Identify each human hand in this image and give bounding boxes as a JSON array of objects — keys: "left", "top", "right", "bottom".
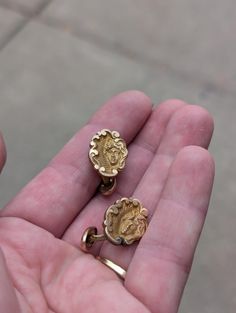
[{"left": 0, "top": 91, "right": 214, "bottom": 313}]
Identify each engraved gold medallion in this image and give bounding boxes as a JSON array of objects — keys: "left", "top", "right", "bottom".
[
  {"left": 89, "top": 129, "right": 128, "bottom": 195},
  {"left": 80, "top": 198, "right": 148, "bottom": 252},
  {"left": 104, "top": 198, "right": 148, "bottom": 245}
]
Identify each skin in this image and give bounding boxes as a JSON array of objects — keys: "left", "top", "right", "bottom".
[{"left": 0, "top": 91, "right": 215, "bottom": 313}]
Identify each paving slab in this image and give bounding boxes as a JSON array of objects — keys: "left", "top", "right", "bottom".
[
  {"left": 0, "top": 6, "right": 25, "bottom": 47},
  {"left": 0, "top": 0, "right": 50, "bottom": 16},
  {"left": 41, "top": 0, "right": 236, "bottom": 93}
]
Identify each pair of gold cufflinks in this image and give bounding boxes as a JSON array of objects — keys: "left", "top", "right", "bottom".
[{"left": 80, "top": 129, "right": 148, "bottom": 252}]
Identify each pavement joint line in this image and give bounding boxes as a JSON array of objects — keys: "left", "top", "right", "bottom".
[
  {"left": 0, "top": 3, "right": 25, "bottom": 16},
  {"left": 0, "top": 18, "right": 28, "bottom": 51},
  {"left": 0, "top": 2, "right": 233, "bottom": 99},
  {"left": 37, "top": 16, "right": 235, "bottom": 99},
  {"left": 0, "top": 0, "right": 52, "bottom": 18},
  {"left": 0, "top": 0, "right": 53, "bottom": 52}
]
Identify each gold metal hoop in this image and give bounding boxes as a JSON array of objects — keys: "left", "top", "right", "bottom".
[{"left": 97, "top": 256, "right": 126, "bottom": 280}]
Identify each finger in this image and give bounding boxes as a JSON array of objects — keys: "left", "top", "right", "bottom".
[
  {"left": 125, "top": 146, "right": 215, "bottom": 313},
  {"left": 0, "top": 132, "right": 6, "bottom": 173},
  {"left": 100, "top": 105, "right": 214, "bottom": 265},
  {"left": 1, "top": 91, "right": 152, "bottom": 236},
  {"left": 63, "top": 99, "right": 186, "bottom": 249},
  {"left": 116, "top": 99, "right": 187, "bottom": 196},
  {"left": 0, "top": 248, "right": 21, "bottom": 313},
  {"left": 134, "top": 105, "right": 214, "bottom": 216}
]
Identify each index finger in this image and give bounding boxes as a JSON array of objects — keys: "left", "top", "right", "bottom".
[{"left": 1, "top": 91, "right": 152, "bottom": 236}]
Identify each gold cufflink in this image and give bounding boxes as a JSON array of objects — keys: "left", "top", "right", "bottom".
[
  {"left": 89, "top": 129, "right": 128, "bottom": 195},
  {"left": 80, "top": 197, "right": 148, "bottom": 252}
]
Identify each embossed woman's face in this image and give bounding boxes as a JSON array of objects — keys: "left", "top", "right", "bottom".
[
  {"left": 119, "top": 209, "right": 147, "bottom": 241},
  {"left": 120, "top": 211, "right": 139, "bottom": 236},
  {"left": 107, "top": 147, "right": 120, "bottom": 165}
]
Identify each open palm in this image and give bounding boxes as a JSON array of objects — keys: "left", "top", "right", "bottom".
[{"left": 0, "top": 91, "right": 214, "bottom": 313}]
